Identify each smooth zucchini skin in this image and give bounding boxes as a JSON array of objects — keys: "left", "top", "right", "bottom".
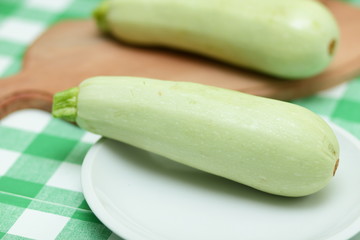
[
  {"left": 93, "top": 0, "right": 339, "bottom": 79},
  {"left": 53, "top": 76, "right": 339, "bottom": 197}
]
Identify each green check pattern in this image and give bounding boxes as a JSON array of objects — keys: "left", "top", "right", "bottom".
[
  {"left": 0, "top": 1, "right": 123, "bottom": 239},
  {"left": 0, "top": 0, "right": 359, "bottom": 239},
  {"left": 0, "top": 110, "right": 116, "bottom": 240}
]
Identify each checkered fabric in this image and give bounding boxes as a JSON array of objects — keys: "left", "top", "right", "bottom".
[
  {"left": 0, "top": 0, "right": 359, "bottom": 239},
  {"left": 0, "top": 1, "right": 123, "bottom": 239},
  {"left": 0, "top": 109, "right": 117, "bottom": 240}
]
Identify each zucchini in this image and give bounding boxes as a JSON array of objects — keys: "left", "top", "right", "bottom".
[
  {"left": 52, "top": 76, "right": 339, "bottom": 197},
  {"left": 93, "top": 0, "right": 339, "bottom": 79}
]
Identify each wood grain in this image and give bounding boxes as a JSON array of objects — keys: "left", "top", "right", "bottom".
[{"left": 0, "top": 0, "right": 359, "bottom": 119}]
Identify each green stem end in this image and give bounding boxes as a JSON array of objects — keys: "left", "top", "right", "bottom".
[
  {"left": 93, "top": 0, "right": 110, "bottom": 33},
  {"left": 52, "top": 87, "right": 79, "bottom": 122}
]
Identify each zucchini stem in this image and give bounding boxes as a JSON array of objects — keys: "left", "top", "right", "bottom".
[
  {"left": 52, "top": 87, "right": 79, "bottom": 122},
  {"left": 93, "top": 0, "right": 110, "bottom": 32}
]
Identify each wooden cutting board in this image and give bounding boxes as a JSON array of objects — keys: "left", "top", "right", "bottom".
[{"left": 0, "top": 0, "right": 359, "bottom": 119}]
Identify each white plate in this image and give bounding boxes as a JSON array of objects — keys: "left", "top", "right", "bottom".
[{"left": 81, "top": 122, "right": 360, "bottom": 240}]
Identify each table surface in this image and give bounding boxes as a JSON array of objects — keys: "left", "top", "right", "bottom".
[{"left": 0, "top": 0, "right": 360, "bottom": 239}]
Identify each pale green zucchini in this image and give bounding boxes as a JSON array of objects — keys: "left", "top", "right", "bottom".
[
  {"left": 52, "top": 76, "right": 339, "bottom": 197},
  {"left": 93, "top": 0, "right": 339, "bottom": 79}
]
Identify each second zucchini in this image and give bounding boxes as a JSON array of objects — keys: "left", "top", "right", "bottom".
[{"left": 94, "top": 0, "right": 339, "bottom": 79}]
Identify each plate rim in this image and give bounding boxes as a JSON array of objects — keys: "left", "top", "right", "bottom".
[{"left": 81, "top": 139, "right": 159, "bottom": 240}]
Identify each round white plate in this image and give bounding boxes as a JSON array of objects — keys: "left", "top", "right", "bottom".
[{"left": 81, "top": 122, "right": 360, "bottom": 240}]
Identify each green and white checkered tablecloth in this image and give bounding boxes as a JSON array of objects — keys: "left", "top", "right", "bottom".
[
  {"left": 0, "top": 0, "right": 359, "bottom": 239},
  {"left": 0, "top": 1, "right": 122, "bottom": 239}
]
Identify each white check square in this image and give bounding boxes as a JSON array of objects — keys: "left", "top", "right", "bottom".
[
  {"left": 0, "top": 55, "right": 12, "bottom": 76},
  {"left": 46, "top": 162, "right": 82, "bottom": 192},
  {"left": 1, "top": 109, "right": 52, "bottom": 133},
  {"left": 0, "top": 18, "right": 45, "bottom": 44},
  {"left": 26, "top": 0, "right": 73, "bottom": 12},
  {"left": 8, "top": 209, "right": 69, "bottom": 240},
  {"left": 0, "top": 149, "right": 20, "bottom": 176},
  {"left": 81, "top": 132, "right": 101, "bottom": 144},
  {"left": 318, "top": 83, "right": 347, "bottom": 99}
]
